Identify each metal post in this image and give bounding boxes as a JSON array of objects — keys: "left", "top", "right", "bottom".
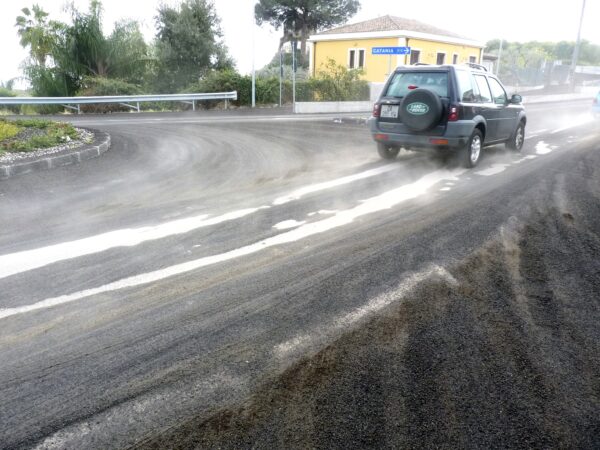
[
  {"left": 292, "top": 40, "right": 296, "bottom": 113},
  {"left": 279, "top": 48, "right": 283, "bottom": 107},
  {"left": 136, "top": 102, "right": 140, "bottom": 113},
  {"left": 496, "top": 39, "right": 503, "bottom": 76},
  {"left": 225, "top": 99, "right": 228, "bottom": 110},
  {"left": 77, "top": 104, "right": 81, "bottom": 115},
  {"left": 192, "top": 100, "right": 195, "bottom": 111},
  {"left": 569, "top": 0, "right": 587, "bottom": 91},
  {"left": 251, "top": 4, "right": 256, "bottom": 108}
]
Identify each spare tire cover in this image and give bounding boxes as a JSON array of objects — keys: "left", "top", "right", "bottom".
[{"left": 399, "top": 88, "right": 443, "bottom": 131}]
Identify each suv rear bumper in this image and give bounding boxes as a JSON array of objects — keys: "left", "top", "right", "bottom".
[{"left": 369, "top": 117, "right": 474, "bottom": 150}]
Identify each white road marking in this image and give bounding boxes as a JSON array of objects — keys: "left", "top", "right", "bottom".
[
  {"left": 273, "top": 165, "right": 398, "bottom": 205},
  {"left": 307, "top": 210, "right": 338, "bottom": 217},
  {"left": 513, "top": 155, "right": 538, "bottom": 164},
  {"left": 32, "top": 371, "right": 244, "bottom": 450},
  {"left": 440, "top": 187, "right": 451, "bottom": 191},
  {"left": 275, "top": 265, "right": 458, "bottom": 358},
  {"left": 0, "top": 168, "right": 464, "bottom": 320},
  {"left": 0, "top": 207, "right": 268, "bottom": 280},
  {"left": 535, "top": 141, "right": 556, "bottom": 155},
  {"left": 475, "top": 163, "right": 511, "bottom": 176},
  {"left": 273, "top": 220, "right": 306, "bottom": 230}
]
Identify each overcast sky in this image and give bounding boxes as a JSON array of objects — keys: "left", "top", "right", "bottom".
[{"left": 1, "top": 0, "right": 597, "bottom": 88}]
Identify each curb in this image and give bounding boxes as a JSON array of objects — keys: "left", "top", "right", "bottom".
[
  {"left": 0, "top": 129, "right": 111, "bottom": 180},
  {"left": 523, "top": 93, "right": 592, "bottom": 104}
]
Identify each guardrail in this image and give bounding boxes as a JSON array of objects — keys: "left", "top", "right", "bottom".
[{"left": 0, "top": 91, "right": 238, "bottom": 114}]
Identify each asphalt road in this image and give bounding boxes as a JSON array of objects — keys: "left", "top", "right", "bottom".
[{"left": 0, "top": 101, "right": 599, "bottom": 449}]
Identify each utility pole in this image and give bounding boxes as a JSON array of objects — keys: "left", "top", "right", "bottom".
[
  {"left": 251, "top": 1, "right": 256, "bottom": 108},
  {"left": 279, "top": 48, "right": 283, "bottom": 107},
  {"left": 292, "top": 39, "right": 297, "bottom": 112},
  {"left": 569, "top": 0, "right": 586, "bottom": 92},
  {"left": 496, "top": 39, "right": 503, "bottom": 76}
]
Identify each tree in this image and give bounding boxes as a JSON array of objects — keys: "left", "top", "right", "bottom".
[
  {"left": 16, "top": 1, "right": 151, "bottom": 97},
  {"left": 255, "top": 0, "right": 360, "bottom": 64},
  {"left": 15, "top": 5, "right": 64, "bottom": 67},
  {"left": 59, "top": 1, "right": 148, "bottom": 82},
  {"left": 153, "top": 0, "right": 233, "bottom": 92}
]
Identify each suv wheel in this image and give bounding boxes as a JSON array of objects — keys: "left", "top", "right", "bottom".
[
  {"left": 461, "top": 129, "right": 483, "bottom": 168},
  {"left": 506, "top": 121, "right": 525, "bottom": 151},
  {"left": 377, "top": 143, "right": 400, "bottom": 160}
]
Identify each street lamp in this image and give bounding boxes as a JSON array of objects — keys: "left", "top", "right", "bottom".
[
  {"left": 290, "top": 21, "right": 302, "bottom": 113},
  {"left": 251, "top": 0, "right": 256, "bottom": 108},
  {"left": 569, "top": 0, "right": 587, "bottom": 91}
]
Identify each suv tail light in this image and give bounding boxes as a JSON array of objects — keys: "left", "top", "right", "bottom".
[
  {"left": 448, "top": 105, "right": 459, "bottom": 122},
  {"left": 372, "top": 103, "right": 381, "bottom": 118}
]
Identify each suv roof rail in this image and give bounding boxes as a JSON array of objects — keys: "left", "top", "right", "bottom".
[
  {"left": 412, "top": 62, "right": 430, "bottom": 66},
  {"left": 463, "top": 62, "right": 487, "bottom": 72}
]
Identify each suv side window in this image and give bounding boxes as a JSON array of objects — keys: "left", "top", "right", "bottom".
[
  {"left": 473, "top": 74, "right": 492, "bottom": 103},
  {"left": 455, "top": 70, "right": 477, "bottom": 102},
  {"left": 487, "top": 77, "right": 508, "bottom": 105}
]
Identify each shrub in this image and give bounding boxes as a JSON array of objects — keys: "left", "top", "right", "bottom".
[
  {"left": 76, "top": 77, "right": 143, "bottom": 113},
  {"left": 0, "top": 119, "right": 21, "bottom": 142},
  {"left": 308, "top": 58, "right": 370, "bottom": 101},
  {"left": 0, "top": 87, "right": 20, "bottom": 114},
  {"left": 183, "top": 70, "right": 251, "bottom": 107}
]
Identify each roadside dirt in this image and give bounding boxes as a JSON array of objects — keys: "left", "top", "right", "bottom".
[{"left": 135, "top": 150, "right": 600, "bottom": 449}]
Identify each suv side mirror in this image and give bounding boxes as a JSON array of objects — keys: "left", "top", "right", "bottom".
[{"left": 510, "top": 94, "right": 522, "bottom": 104}]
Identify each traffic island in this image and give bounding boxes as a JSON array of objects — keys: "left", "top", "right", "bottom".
[{"left": 0, "top": 118, "right": 111, "bottom": 179}]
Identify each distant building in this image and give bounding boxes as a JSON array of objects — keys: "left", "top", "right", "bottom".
[
  {"left": 482, "top": 53, "right": 499, "bottom": 73},
  {"left": 309, "top": 15, "right": 485, "bottom": 83}
]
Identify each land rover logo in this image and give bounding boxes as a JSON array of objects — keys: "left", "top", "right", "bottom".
[{"left": 406, "top": 102, "right": 429, "bottom": 115}]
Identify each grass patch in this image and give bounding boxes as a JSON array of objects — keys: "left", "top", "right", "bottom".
[{"left": 0, "top": 118, "right": 78, "bottom": 153}]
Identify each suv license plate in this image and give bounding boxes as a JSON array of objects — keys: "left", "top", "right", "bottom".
[{"left": 381, "top": 105, "right": 399, "bottom": 118}]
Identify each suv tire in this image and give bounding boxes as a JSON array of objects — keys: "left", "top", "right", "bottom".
[
  {"left": 461, "top": 129, "right": 483, "bottom": 168},
  {"left": 377, "top": 143, "right": 400, "bottom": 160},
  {"left": 399, "top": 89, "right": 443, "bottom": 131},
  {"left": 506, "top": 121, "right": 525, "bottom": 151}
]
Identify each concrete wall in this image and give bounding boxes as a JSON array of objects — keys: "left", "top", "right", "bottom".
[
  {"left": 294, "top": 101, "right": 372, "bottom": 114},
  {"left": 370, "top": 82, "right": 386, "bottom": 102}
]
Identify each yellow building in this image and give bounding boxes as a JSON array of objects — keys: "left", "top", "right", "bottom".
[{"left": 309, "top": 15, "right": 485, "bottom": 83}]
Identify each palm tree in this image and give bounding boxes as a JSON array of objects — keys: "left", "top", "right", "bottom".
[{"left": 15, "top": 5, "right": 61, "bottom": 68}]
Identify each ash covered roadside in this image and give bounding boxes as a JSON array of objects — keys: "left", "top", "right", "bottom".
[{"left": 136, "top": 149, "right": 600, "bottom": 450}]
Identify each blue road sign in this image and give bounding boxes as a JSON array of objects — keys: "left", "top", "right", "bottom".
[{"left": 372, "top": 47, "right": 411, "bottom": 55}]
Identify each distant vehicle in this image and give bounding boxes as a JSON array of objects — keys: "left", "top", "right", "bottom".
[
  {"left": 369, "top": 63, "right": 527, "bottom": 168},
  {"left": 593, "top": 91, "right": 600, "bottom": 118}
]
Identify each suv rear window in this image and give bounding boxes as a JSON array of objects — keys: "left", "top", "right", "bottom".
[{"left": 385, "top": 72, "right": 448, "bottom": 98}]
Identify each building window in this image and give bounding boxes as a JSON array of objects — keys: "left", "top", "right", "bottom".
[
  {"left": 349, "top": 49, "right": 365, "bottom": 69},
  {"left": 469, "top": 56, "right": 477, "bottom": 63},
  {"left": 410, "top": 50, "right": 420, "bottom": 64},
  {"left": 453, "top": 54, "right": 459, "bottom": 64},
  {"left": 436, "top": 52, "right": 446, "bottom": 65}
]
